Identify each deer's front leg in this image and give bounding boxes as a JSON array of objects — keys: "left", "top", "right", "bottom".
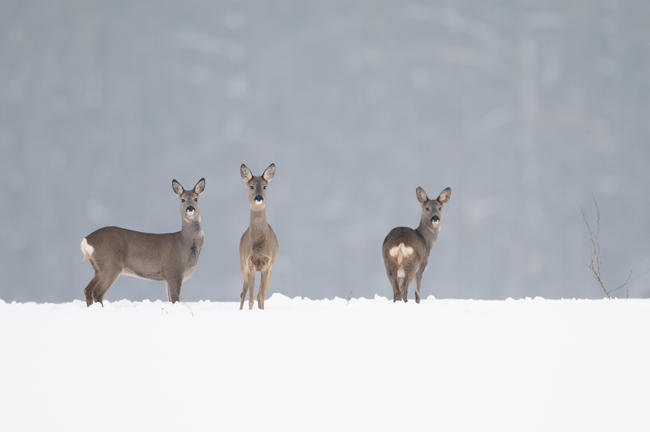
[
  {"left": 258, "top": 268, "right": 273, "bottom": 310},
  {"left": 247, "top": 271, "right": 256, "bottom": 310},
  {"left": 239, "top": 279, "right": 248, "bottom": 310},
  {"left": 166, "top": 276, "right": 183, "bottom": 303},
  {"left": 239, "top": 263, "right": 250, "bottom": 310}
]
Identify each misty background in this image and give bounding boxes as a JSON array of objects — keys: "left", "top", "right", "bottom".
[{"left": 1, "top": 1, "right": 649, "bottom": 302}]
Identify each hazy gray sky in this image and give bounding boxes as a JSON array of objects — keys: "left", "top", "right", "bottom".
[{"left": 1, "top": 0, "right": 649, "bottom": 302}]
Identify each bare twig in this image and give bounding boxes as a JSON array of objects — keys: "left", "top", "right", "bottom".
[
  {"left": 609, "top": 271, "right": 632, "bottom": 297},
  {"left": 581, "top": 197, "right": 631, "bottom": 298}
]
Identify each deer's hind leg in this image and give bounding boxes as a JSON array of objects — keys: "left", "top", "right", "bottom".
[
  {"left": 84, "top": 274, "right": 100, "bottom": 307},
  {"left": 93, "top": 269, "right": 120, "bottom": 306},
  {"left": 389, "top": 274, "right": 400, "bottom": 303},
  {"left": 398, "top": 275, "right": 413, "bottom": 303}
]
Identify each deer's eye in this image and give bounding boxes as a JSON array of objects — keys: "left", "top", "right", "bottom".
[
  {"left": 263, "top": 186, "right": 267, "bottom": 190},
  {"left": 194, "top": 198, "right": 197, "bottom": 202},
  {"left": 249, "top": 185, "right": 254, "bottom": 190},
  {"left": 181, "top": 199, "right": 185, "bottom": 203}
]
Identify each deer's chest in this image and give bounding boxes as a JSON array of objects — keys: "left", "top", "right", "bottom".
[
  {"left": 252, "top": 239, "right": 267, "bottom": 253},
  {"left": 183, "top": 236, "right": 204, "bottom": 276}
]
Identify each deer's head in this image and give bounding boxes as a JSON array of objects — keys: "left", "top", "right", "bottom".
[
  {"left": 416, "top": 186, "right": 451, "bottom": 233},
  {"left": 240, "top": 163, "right": 275, "bottom": 211},
  {"left": 172, "top": 178, "right": 205, "bottom": 222}
]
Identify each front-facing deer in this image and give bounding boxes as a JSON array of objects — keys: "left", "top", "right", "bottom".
[
  {"left": 239, "top": 163, "right": 279, "bottom": 310},
  {"left": 80, "top": 178, "right": 206, "bottom": 306},
  {"left": 382, "top": 186, "right": 451, "bottom": 303}
]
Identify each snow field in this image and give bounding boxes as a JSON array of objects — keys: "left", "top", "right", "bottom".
[{"left": 1, "top": 294, "right": 649, "bottom": 431}]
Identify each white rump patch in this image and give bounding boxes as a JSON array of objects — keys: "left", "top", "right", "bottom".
[
  {"left": 80, "top": 237, "right": 94, "bottom": 260},
  {"left": 389, "top": 243, "right": 414, "bottom": 266}
]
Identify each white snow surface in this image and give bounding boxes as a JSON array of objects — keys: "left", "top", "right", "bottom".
[{"left": 1, "top": 294, "right": 649, "bottom": 432}]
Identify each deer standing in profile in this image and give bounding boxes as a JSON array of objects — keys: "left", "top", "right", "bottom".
[
  {"left": 80, "top": 178, "right": 206, "bottom": 306},
  {"left": 239, "top": 163, "right": 279, "bottom": 310},
  {"left": 382, "top": 186, "right": 451, "bottom": 303}
]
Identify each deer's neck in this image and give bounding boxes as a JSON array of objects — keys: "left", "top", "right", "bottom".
[
  {"left": 416, "top": 220, "right": 438, "bottom": 255},
  {"left": 249, "top": 208, "right": 269, "bottom": 239},
  {"left": 181, "top": 217, "right": 203, "bottom": 242}
]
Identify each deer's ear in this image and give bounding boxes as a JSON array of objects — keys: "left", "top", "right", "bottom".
[
  {"left": 262, "top": 163, "right": 276, "bottom": 182},
  {"left": 416, "top": 187, "right": 428, "bottom": 204},
  {"left": 172, "top": 179, "right": 184, "bottom": 196},
  {"left": 437, "top": 187, "right": 452, "bottom": 204},
  {"left": 193, "top": 178, "right": 205, "bottom": 195},
  {"left": 240, "top": 164, "right": 253, "bottom": 182}
]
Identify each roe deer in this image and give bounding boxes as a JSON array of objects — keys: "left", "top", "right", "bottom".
[
  {"left": 382, "top": 186, "right": 451, "bottom": 303},
  {"left": 80, "top": 178, "right": 206, "bottom": 306},
  {"left": 239, "top": 163, "right": 279, "bottom": 310}
]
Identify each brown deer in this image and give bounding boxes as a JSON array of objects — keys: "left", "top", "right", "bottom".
[
  {"left": 382, "top": 186, "right": 451, "bottom": 303},
  {"left": 239, "top": 163, "right": 279, "bottom": 310},
  {"left": 80, "top": 178, "right": 206, "bottom": 306}
]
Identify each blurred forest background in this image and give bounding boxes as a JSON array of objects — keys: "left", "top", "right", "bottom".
[{"left": 1, "top": 0, "right": 649, "bottom": 302}]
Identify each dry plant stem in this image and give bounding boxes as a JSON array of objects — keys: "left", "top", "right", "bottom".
[{"left": 581, "top": 198, "right": 631, "bottom": 299}]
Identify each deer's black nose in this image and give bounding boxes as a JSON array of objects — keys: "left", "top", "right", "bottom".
[
  {"left": 186, "top": 206, "right": 195, "bottom": 213},
  {"left": 254, "top": 195, "right": 263, "bottom": 202},
  {"left": 431, "top": 215, "right": 440, "bottom": 223}
]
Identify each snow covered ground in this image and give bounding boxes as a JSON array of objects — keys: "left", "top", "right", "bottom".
[{"left": 1, "top": 294, "right": 649, "bottom": 431}]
